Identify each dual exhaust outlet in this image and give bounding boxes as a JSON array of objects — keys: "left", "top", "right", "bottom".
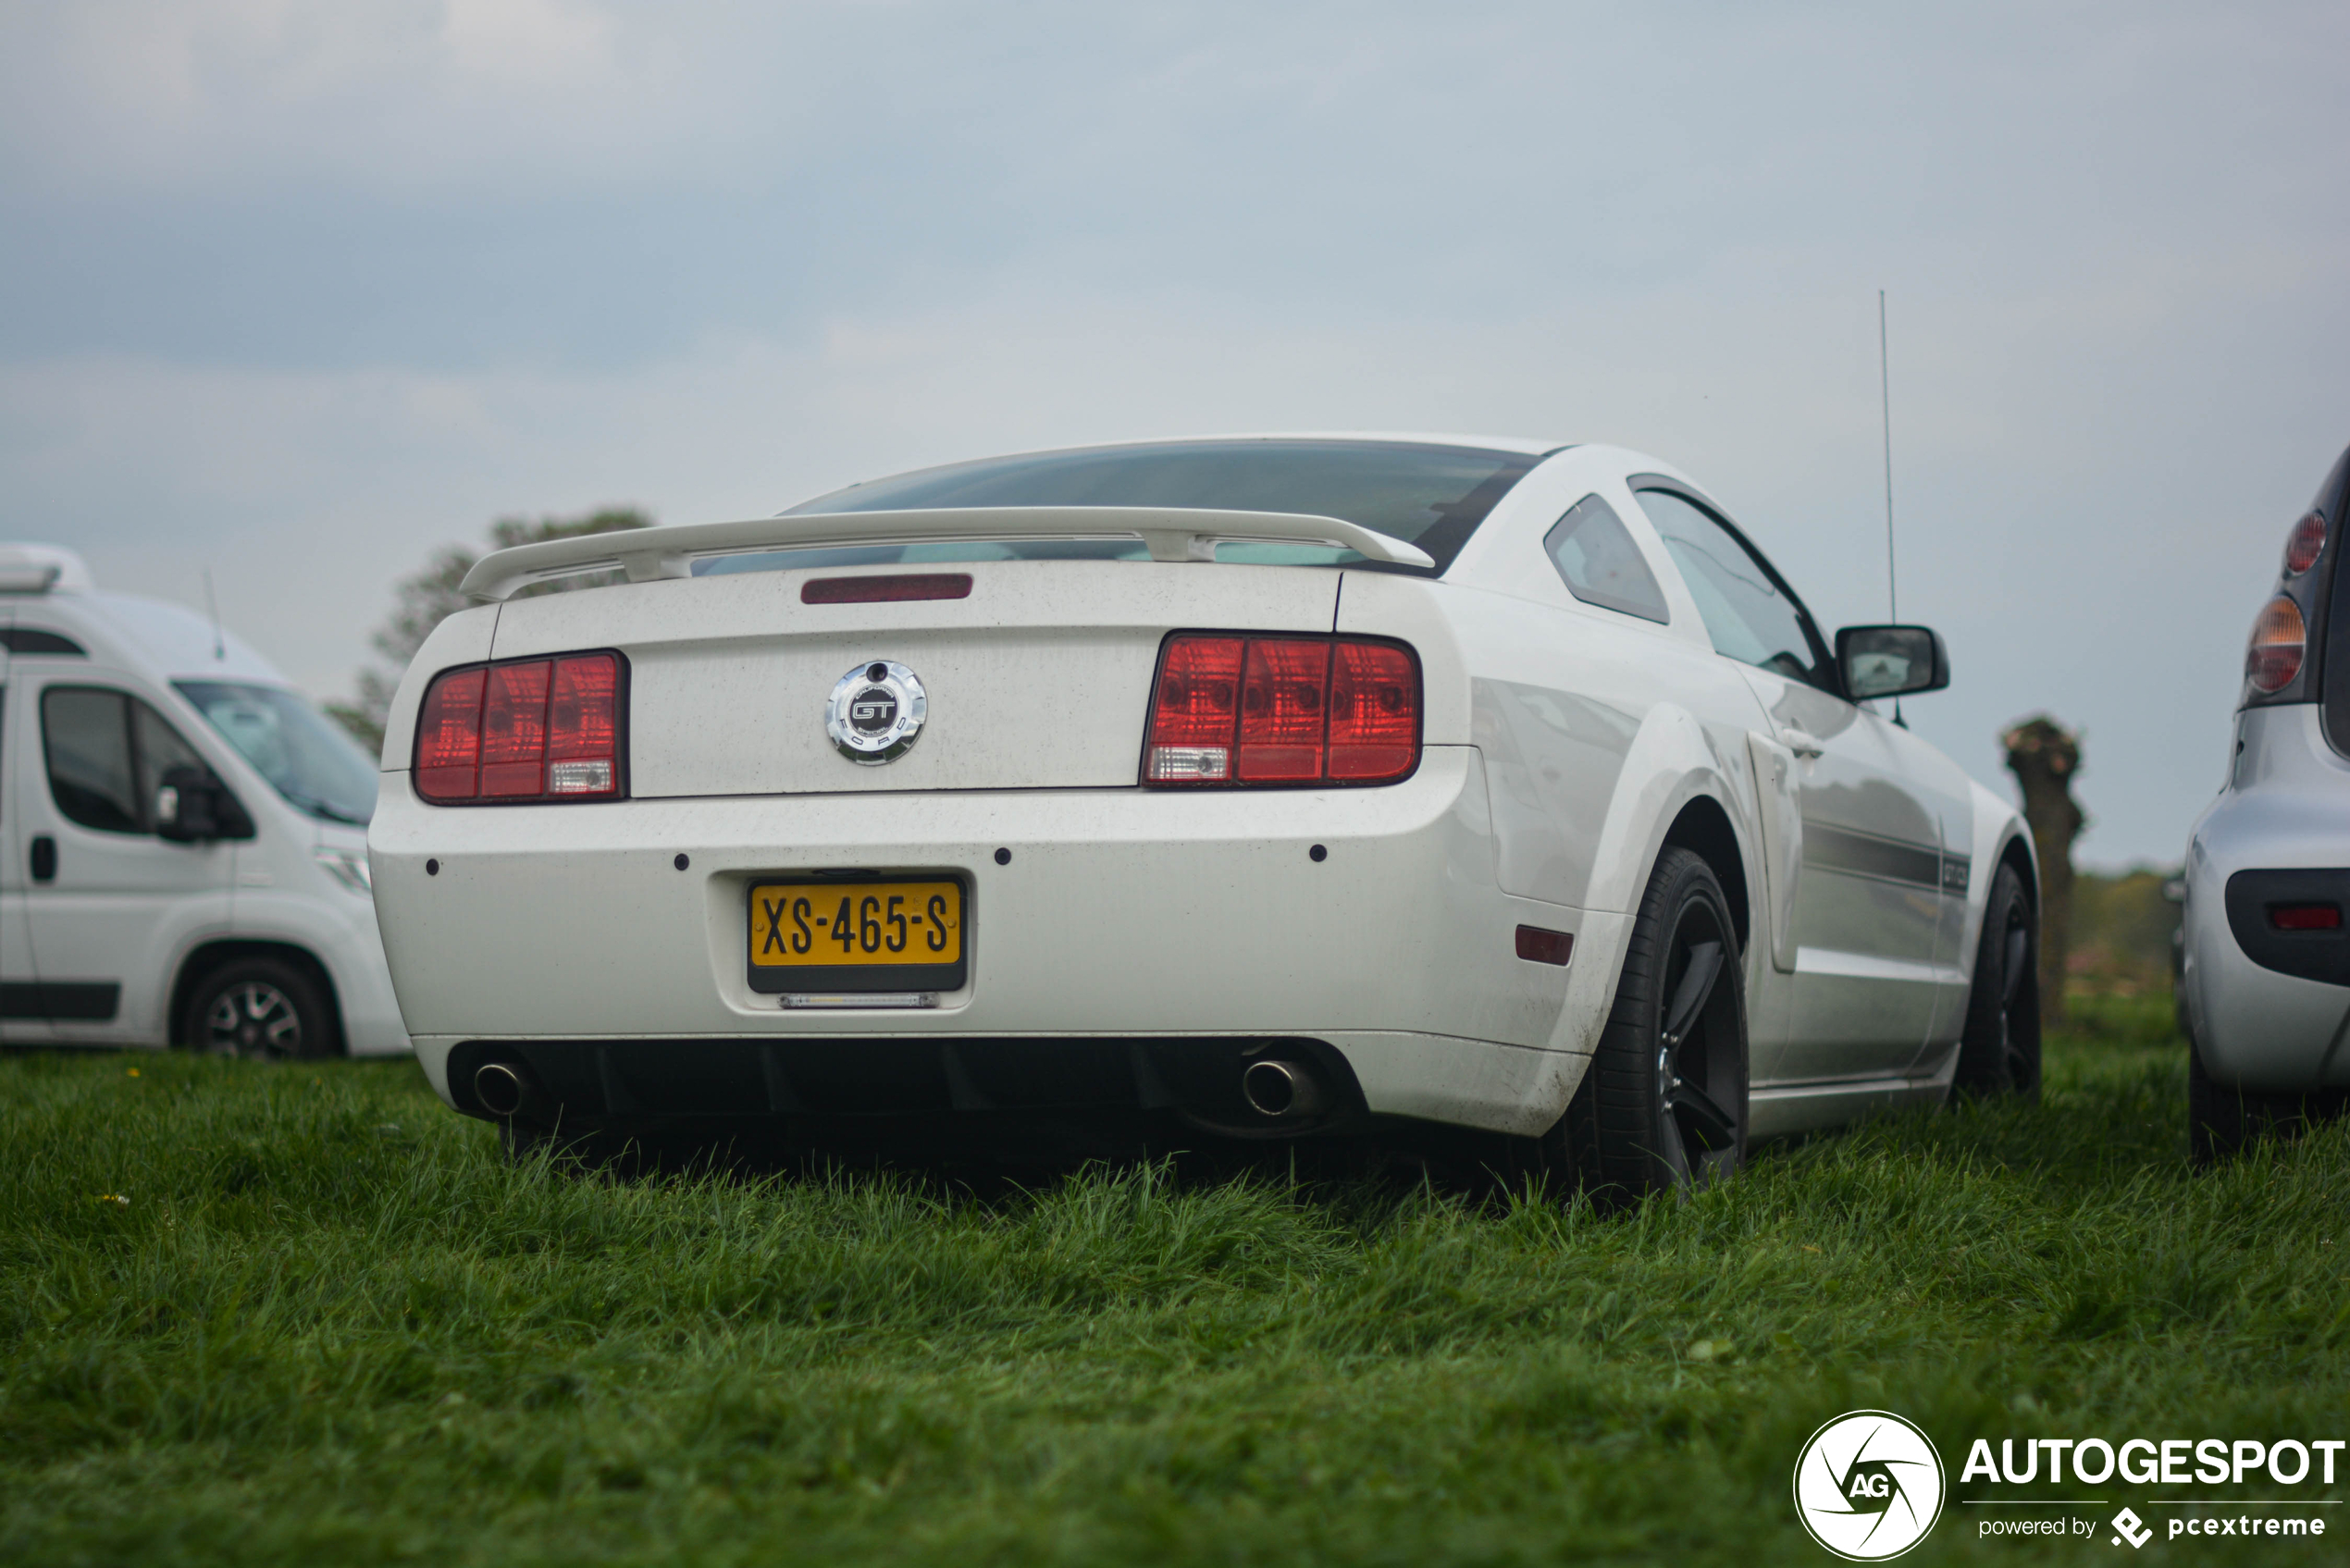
[{"left": 474, "top": 1051, "right": 1332, "bottom": 1124}]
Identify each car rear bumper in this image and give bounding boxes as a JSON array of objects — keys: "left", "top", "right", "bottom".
[
  {"left": 371, "top": 747, "right": 1620, "bottom": 1136},
  {"left": 2183, "top": 705, "right": 2350, "bottom": 1090}
]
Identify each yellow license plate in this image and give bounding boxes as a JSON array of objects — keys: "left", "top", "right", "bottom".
[{"left": 748, "top": 881, "right": 964, "bottom": 969}]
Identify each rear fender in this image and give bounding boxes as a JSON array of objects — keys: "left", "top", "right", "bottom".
[{"left": 1556, "top": 702, "right": 1757, "bottom": 1062}]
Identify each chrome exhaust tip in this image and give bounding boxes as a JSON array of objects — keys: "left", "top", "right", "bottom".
[
  {"left": 1241, "top": 1057, "right": 1327, "bottom": 1119},
  {"left": 474, "top": 1060, "right": 538, "bottom": 1119}
]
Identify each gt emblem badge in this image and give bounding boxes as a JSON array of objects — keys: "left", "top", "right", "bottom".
[{"left": 826, "top": 661, "right": 926, "bottom": 764}]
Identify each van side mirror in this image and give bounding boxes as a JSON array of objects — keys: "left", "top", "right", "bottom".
[
  {"left": 155, "top": 765, "right": 256, "bottom": 843},
  {"left": 1836, "top": 624, "right": 1949, "bottom": 700}
]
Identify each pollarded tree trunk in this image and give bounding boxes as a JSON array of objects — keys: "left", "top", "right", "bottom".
[{"left": 2001, "top": 716, "right": 2084, "bottom": 1028}]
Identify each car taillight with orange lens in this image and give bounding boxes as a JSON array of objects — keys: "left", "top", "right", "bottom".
[
  {"left": 2245, "top": 596, "right": 2307, "bottom": 694},
  {"left": 1144, "top": 633, "right": 1419, "bottom": 786},
  {"left": 2284, "top": 511, "right": 2328, "bottom": 575},
  {"left": 413, "top": 651, "right": 625, "bottom": 803}
]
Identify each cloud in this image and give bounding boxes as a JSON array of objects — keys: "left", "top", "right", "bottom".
[{"left": 439, "top": 0, "right": 612, "bottom": 80}]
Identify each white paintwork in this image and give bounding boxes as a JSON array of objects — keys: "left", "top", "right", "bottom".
[
  {"left": 369, "top": 439, "right": 2031, "bottom": 1137},
  {"left": 0, "top": 551, "right": 409, "bottom": 1055},
  {"left": 2183, "top": 702, "right": 2350, "bottom": 1090},
  {"left": 458, "top": 506, "right": 1435, "bottom": 600}
]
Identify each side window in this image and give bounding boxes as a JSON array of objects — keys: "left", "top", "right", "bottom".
[
  {"left": 1543, "top": 494, "right": 1669, "bottom": 623},
  {"left": 43, "top": 688, "right": 140, "bottom": 833},
  {"left": 133, "top": 701, "right": 207, "bottom": 811},
  {"left": 42, "top": 687, "right": 215, "bottom": 834},
  {"left": 1634, "top": 488, "right": 1828, "bottom": 686}
]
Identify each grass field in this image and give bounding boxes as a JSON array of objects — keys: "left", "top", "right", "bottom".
[{"left": 5, "top": 1021, "right": 2345, "bottom": 1566}]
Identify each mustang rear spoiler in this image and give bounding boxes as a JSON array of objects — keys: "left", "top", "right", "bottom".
[{"left": 457, "top": 506, "right": 1436, "bottom": 601}]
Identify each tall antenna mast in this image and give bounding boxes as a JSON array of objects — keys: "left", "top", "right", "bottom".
[
  {"left": 203, "top": 566, "right": 226, "bottom": 661},
  {"left": 1878, "top": 290, "right": 1907, "bottom": 727},
  {"left": 1878, "top": 289, "right": 1897, "bottom": 623}
]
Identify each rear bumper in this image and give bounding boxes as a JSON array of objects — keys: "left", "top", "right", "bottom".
[
  {"left": 2183, "top": 705, "right": 2350, "bottom": 1090},
  {"left": 372, "top": 747, "right": 1614, "bottom": 1136}
]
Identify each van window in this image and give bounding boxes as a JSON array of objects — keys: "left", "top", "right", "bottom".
[
  {"left": 43, "top": 688, "right": 141, "bottom": 833},
  {"left": 175, "top": 682, "right": 377, "bottom": 825},
  {"left": 42, "top": 687, "right": 221, "bottom": 834}
]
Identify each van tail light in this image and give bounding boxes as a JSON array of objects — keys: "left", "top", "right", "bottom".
[
  {"left": 2270, "top": 902, "right": 2342, "bottom": 932},
  {"left": 2284, "top": 511, "right": 2328, "bottom": 575},
  {"left": 1144, "top": 633, "right": 1419, "bottom": 786},
  {"left": 2245, "top": 596, "right": 2307, "bottom": 694},
  {"left": 413, "top": 651, "right": 624, "bottom": 804}
]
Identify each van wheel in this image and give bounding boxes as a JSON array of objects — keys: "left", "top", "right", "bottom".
[
  {"left": 1954, "top": 862, "right": 2039, "bottom": 1100},
  {"left": 1552, "top": 846, "right": 1749, "bottom": 1208},
  {"left": 186, "top": 958, "right": 338, "bottom": 1060}
]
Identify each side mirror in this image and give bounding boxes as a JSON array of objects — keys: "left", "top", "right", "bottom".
[
  {"left": 155, "top": 765, "right": 256, "bottom": 843},
  {"left": 1836, "top": 624, "right": 1949, "bottom": 701}
]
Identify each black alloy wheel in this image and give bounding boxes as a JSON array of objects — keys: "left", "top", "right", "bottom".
[
  {"left": 1953, "top": 862, "right": 2039, "bottom": 1099},
  {"left": 186, "top": 957, "right": 337, "bottom": 1061},
  {"left": 1554, "top": 846, "right": 1749, "bottom": 1207}
]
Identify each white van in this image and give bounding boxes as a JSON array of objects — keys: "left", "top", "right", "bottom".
[{"left": 0, "top": 543, "right": 409, "bottom": 1057}]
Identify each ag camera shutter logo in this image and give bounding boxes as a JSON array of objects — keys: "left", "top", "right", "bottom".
[{"left": 1793, "top": 1411, "right": 1946, "bottom": 1560}]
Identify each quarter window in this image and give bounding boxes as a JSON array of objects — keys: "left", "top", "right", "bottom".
[
  {"left": 1544, "top": 494, "right": 1669, "bottom": 623},
  {"left": 1634, "top": 488, "right": 1828, "bottom": 686},
  {"left": 41, "top": 687, "right": 216, "bottom": 834}
]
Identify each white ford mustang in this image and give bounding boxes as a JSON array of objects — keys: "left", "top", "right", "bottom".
[{"left": 368, "top": 435, "right": 2039, "bottom": 1198}]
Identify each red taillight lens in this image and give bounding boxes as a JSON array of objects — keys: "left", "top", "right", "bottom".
[
  {"left": 2246, "top": 595, "right": 2307, "bottom": 693},
  {"left": 546, "top": 652, "right": 620, "bottom": 796},
  {"left": 2284, "top": 511, "right": 2328, "bottom": 575},
  {"left": 1238, "top": 639, "right": 1331, "bottom": 782},
  {"left": 412, "top": 651, "right": 624, "bottom": 803},
  {"left": 1328, "top": 640, "right": 1420, "bottom": 781},
  {"left": 2270, "top": 903, "right": 2342, "bottom": 932},
  {"left": 1145, "top": 635, "right": 1244, "bottom": 782},
  {"left": 480, "top": 660, "right": 552, "bottom": 797},
  {"left": 414, "top": 668, "right": 486, "bottom": 802},
  {"left": 1144, "top": 634, "right": 1418, "bottom": 787}
]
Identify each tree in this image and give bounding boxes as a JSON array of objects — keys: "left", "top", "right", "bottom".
[
  {"left": 2000, "top": 715, "right": 2085, "bottom": 1028},
  {"left": 328, "top": 508, "right": 652, "bottom": 751}
]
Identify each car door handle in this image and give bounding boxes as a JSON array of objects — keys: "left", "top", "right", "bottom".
[
  {"left": 1778, "top": 728, "right": 1824, "bottom": 759},
  {"left": 30, "top": 835, "right": 57, "bottom": 883}
]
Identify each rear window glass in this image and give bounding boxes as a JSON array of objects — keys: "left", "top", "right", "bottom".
[
  {"left": 698, "top": 439, "right": 1544, "bottom": 579},
  {"left": 1544, "top": 494, "right": 1669, "bottom": 623}
]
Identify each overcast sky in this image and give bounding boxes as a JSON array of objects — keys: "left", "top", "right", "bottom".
[{"left": 6, "top": 0, "right": 2345, "bottom": 865}]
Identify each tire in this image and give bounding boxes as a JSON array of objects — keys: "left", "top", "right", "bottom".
[
  {"left": 1550, "top": 846, "right": 1749, "bottom": 1208},
  {"left": 2189, "top": 1039, "right": 2346, "bottom": 1167},
  {"left": 1953, "top": 861, "right": 2039, "bottom": 1100},
  {"left": 183, "top": 957, "right": 339, "bottom": 1061}
]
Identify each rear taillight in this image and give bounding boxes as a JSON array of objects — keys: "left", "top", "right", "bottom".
[
  {"left": 2270, "top": 902, "right": 2343, "bottom": 932},
  {"left": 1144, "top": 633, "right": 1419, "bottom": 786},
  {"left": 2245, "top": 595, "right": 2307, "bottom": 694},
  {"left": 414, "top": 650, "right": 625, "bottom": 804},
  {"left": 2284, "top": 511, "right": 2328, "bottom": 575}
]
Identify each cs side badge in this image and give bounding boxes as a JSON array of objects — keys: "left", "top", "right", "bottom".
[{"left": 827, "top": 661, "right": 926, "bottom": 765}]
